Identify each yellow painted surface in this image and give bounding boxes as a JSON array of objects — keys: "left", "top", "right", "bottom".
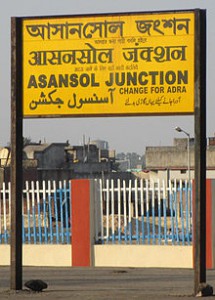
[
  {"left": 94, "top": 245, "right": 193, "bottom": 268},
  {"left": 0, "top": 245, "right": 10, "bottom": 266},
  {"left": 0, "top": 245, "right": 192, "bottom": 268},
  {"left": 23, "top": 245, "right": 71, "bottom": 266},
  {"left": 0, "top": 245, "right": 71, "bottom": 266},
  {"left": 23, "top": 11, "right": 195, "bottom": 117}
]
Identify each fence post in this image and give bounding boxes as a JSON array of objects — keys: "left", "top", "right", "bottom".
[{"left": 70, "top": 179, "right": 95, "bottom": 267}]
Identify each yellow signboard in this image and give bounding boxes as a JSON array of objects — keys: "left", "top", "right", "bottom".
[{"left": 23, "top": 11, "right": 195, "bottom": 117}]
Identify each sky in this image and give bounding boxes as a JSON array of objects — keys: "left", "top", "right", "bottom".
[{"left": 0, "top": 0, "right": 214, "bottom": 154}]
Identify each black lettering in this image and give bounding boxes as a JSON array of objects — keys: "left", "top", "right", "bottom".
[
  {"left": 139, "top": 72, "right": 148, "bottom": 85},
  {"left": 178, "top": 70, "right": 188, "bottom": 84},
  {"left": 59, "top": 74, "right": 69, "bottom": 87},
  {"left": 47, "top": 74, "right": 58, "bottom": 88},
  {"left": 80, "top": 73, "right": 90, "bottom": 87},
  {"left": 165, "top": 71, "right": 176, "bottom": 85},
  {"left": 38, "top": 74, "right": 47, "bottom": 88},
  {"left": 115, "top": 73, "right": 125, "bottom": 86},
  {"left": 105, "top": 73, "right": 114, "bottom": 86},
  {"left": 70, "top": 74, "right": 79, "bottom": 87},
  {"left": 127, "top": 72, "right": 137, "bottom": 85},
  {"left": 91, "top": 73, "right": 99, "bottom": 87},
  {"left": 27, "top": 75, "right": 38, "bottom": 88},
  {"left": 149, "top": 71, "right": 158, "bottom": 85},
  {"left": 159, "top": 71, "right": 164, "bottom": 85}
]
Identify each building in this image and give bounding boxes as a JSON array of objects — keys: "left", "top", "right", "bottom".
[
  {"left": 0, "top": 147, "right": 11, "bottom": 186},
  {"left": 64, "top": 142, "right": 116, "bottom": 178},
  {"left": 0, "top": 140, "right": 134, "bottom": 184},
  {"left": 23, "top": 142, "right": 68, "bottom": 169},
  {"left": 145, "top": 136, "right": 215, "bottom": 181}
]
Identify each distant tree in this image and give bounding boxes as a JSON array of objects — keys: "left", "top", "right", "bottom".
[
  {"left": 7, "top": 136, "right": 37, "bottom": 148},
  {"left": 23, "top": 136, "right": 36, "bottom": 146}
]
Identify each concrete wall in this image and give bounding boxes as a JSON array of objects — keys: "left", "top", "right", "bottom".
[
  {"left": 145, "top": 146, "right": 195, "bottom": 169},
  {"left": 145, "top": 143, "right": 215, "bottom": 170},
  {"left": 0, "top": 245, "right": 193, "bottom": 268}
]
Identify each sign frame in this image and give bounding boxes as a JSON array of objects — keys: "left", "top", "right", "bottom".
[{"left": 10, "top": 9, "right": 210, "bottom": 296}]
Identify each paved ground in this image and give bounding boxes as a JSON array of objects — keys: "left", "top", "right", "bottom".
[{"left": 0, "top": 267, "right": 215, "bottom": 299}]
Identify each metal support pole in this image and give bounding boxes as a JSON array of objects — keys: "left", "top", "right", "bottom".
[
  {"left": 11, "top": 17, "right": 23, "bottom": 290},
  {"left": 194, "top": 9, "right": 212, "bottom": 296}
]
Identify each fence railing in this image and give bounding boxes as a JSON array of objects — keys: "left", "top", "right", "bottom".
[
  {"left": 0, "top": 181, "right": 70, "bottom": 244},
  {"left": 95, "top": 179, "right": 192, "bottom": 246},
  {"left": 0, "top": 179, "right": 192, "bottom": 245}
]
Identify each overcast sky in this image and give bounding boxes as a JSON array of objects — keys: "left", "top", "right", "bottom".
[{"left": 0, "top": 0, "right": 214, "bottom": 154}]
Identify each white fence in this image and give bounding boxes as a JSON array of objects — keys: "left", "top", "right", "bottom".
[
  {"left": 0, "top": 181, "right": 70, "bottom": 244},
  {"left": 95, "top": 179, "right": 192, "bottom": 245},
  {"left": 0, "top": 179, "right": 192, "bottom": 245}
]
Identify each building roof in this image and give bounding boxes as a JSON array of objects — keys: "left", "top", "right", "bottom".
[{"left": 23, "top": 144, "right": 50, "bottom": 159}]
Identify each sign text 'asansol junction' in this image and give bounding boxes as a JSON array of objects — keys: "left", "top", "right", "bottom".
[{"left": 23, "top": 11, "right": 195, "bottom": 117}]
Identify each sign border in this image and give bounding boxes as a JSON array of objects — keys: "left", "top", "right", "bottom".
[{"left": 22, "top": 9, "right": 196, "bottom": 119}]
